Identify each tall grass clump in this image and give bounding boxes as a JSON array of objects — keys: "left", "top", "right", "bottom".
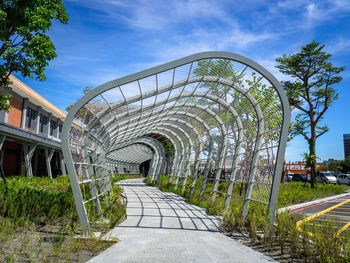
[{"left": 222, "top": 204, "right": 350, "bottom": 262}]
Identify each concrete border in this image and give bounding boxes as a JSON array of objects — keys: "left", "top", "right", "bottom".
[{"left": 278, "top": 191, "right": 350, "bottom": 213}]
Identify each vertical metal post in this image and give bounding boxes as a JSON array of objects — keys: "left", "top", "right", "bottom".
[
  {"left": 156, "top": 156, "right": 166, "bottom": 184},
  {"left": 211, "top": 147, "right": 227, "bottom": 201},
  {"left": 98, "top": 154, "right": 112, "bottom": 195},
  {"left": 182, "top": 146, "right": 192, "bottom": 192},
  {"left": 200, "top": 136, "right": 214, "bottom": 196},
  {"left": 225, "top": 130, "right": 243, "bottom": 207},
  {"left": 83, "top": 136, "right": 102, "bottom": 213},
  {"left": 150, "top": 153, "right": 159, "bottom": 182},
  {"left": 190, "top": 148, "right": 201, "bottom": 195},
  {"left": 174, "top": 154, "right": 184, "bottom": 189},
  {"left": 91, "top": 152, "right": 107, "bottom": 201},
  {"left": 147, "top": 155, "right": 155, "bottom": 180},
  {"left": 171, "top": 154, "right": 183, "bottom": 184},
  {"left": 243, "top": 118, "right": 264, "bottom": 219},
  {"left": 212, "top": 129, "right": 228, "bottom": 201},
  {"left": 168, "top": 153, "right": 178, "bottom": 183},
  {"left": 268, "top": 109, "right": 290, "bottom": 223},
  {"left": 151, "top": 153, "right": 160, "bottom": 182}
]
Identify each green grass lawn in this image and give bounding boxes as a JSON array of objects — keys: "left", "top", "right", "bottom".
[{"left": 278, "top": 181, "right": 348, "bottom": 208}]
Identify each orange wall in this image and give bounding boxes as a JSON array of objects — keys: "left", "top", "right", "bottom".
[
  {"left": 7, "top": 97, "right": 22, "bottom": 127},
  {"left": 285, "top": 163, "right": 323, "bottom": 173}
]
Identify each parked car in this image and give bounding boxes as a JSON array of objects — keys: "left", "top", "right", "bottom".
[
  {"left": 337, "top": 174, "right": 350, "bottom": 185},
  {"left": 317, "top": 172, "right": 337, "bottom": 184},
  {"left": 293, "top": 173, "right": 308, "bottom": 182},
  {"left": 334, "top": 173, "right": 343, "bottom": 178},
  {"left": 286, "top": 172, "right": 294, "bottom": 182}
]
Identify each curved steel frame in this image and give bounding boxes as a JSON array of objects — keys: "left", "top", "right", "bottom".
[{"left": 62, "top": 51, "right": 290, "bottom": 232}]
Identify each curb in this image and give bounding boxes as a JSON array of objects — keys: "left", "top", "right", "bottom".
[{"left": 278, "top": 191, "right": 350, "bottom": 213}]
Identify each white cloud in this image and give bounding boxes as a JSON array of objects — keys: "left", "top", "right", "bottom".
[
  {"left": 305, "top": 1, "right": 350, "bottom": 21},
  {"left": 139, "top": 27, "right": 276, "bottom": 67},
  {"left": 276, "top": 0, "right": 309, "bottom": 9},
  {"left": 306, "top": 3, "right": 317, "bottom": 19},
  {"left": 327, "top": 37, "right": 350, "bottom": 54},
  {"left": 218, "top": 29, "right": 274, "bottom": 50},
  {"left": 266, "top": 0, "right": 350, "bottom": 33},
  {"left": 67, "top": 0, "right": 231, "bottom": 30}
]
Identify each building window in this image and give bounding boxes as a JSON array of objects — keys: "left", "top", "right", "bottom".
[
  {"left": 39, "top": 115, "right": 48, "bottom": 133},
  {"left": 25, "top": 107, "right": 37, "bottom": 129},
  {"left": 50, "top": 120, "right": 57, "bottom": 136},
  {"left": 58, "top": 124, "right": 62, "bottom": 139}
]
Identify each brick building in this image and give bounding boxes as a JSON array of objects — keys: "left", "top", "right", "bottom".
[{"left": 0, "top": 75, "right": 67, "bottom": 178}]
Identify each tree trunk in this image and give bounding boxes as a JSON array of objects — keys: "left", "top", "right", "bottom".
[
  {"left": 281, "top": 160, "right": 286, "bottom": 183},
  {"left": 309, "top": 126, "right": 317, "bottom": 188},
  {"left": 308, "top": 105, "right": 317, "bottom": 188}
]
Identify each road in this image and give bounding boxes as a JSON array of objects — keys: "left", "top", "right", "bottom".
[
  {"left": 89, "top": 178, "right": 274, "bottom": 263},
  {"left": 291, "top": 194, "right": 350, "bottom": 237}
]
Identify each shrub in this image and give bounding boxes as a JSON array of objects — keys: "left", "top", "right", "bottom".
[
  {"left": 0, "top": 175, "right": 126, "bottom": 231},
  {"left": 0, "top": 176, "right": 76, "bottom": 225}
]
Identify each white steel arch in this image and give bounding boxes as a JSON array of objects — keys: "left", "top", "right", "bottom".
[{"left": 62, "top": 51, "right": 290, "bottom": 232}]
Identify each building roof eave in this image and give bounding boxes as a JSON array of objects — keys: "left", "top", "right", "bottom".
[{"left": 8, "top": 75, "right": 66, "bottom": 121}]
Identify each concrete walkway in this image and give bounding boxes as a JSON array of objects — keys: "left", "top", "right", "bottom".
[{"left": 89, "top": 178, "right": 274, "bottom": 263}]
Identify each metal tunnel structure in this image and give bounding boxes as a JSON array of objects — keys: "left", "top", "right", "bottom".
[{"left": 62, "top": 51, "right": 290, "bottom": 232}]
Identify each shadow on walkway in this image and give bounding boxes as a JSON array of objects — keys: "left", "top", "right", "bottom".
[
  {"left": 117, "top": 179, "right": 219, "bottom": 232},
  {"left": 89, "top": 179, "right": 274, "bottom": 263}
]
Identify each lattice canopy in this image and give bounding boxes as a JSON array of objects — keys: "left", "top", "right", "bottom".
[{"left": 62, "top": 52, "right": 290, "bottom": 232}]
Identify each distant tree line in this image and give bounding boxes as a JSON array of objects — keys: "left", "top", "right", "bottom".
[{"left": 322, "top": 157, "right": 350, "bottom": 173}]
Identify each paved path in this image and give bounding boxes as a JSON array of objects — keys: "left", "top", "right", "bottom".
[{"left": 89, "top": 178, "right": 274, "bottom": 263}]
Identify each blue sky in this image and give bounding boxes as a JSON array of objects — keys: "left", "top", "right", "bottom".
[{"left": 14, "top": 0, "right": 350, "bottom": 162}]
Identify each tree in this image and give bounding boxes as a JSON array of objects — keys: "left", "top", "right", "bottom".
[
  {"left": 0, "top": 0, "right": 68, "bottom": 111},
  {"left": 322, "top": 159, "right": 343, "bottom": 173},
  {"left": 276, "top": 41, "right": 345, "bottom": 188},
  {"left": 342, "top": 157, "right": 350, "bottom": 174}
]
